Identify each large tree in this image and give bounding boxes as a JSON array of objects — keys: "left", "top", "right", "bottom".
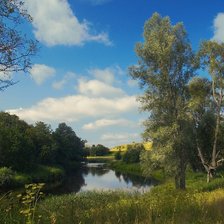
[
  {"left": 0, "top": 112, "right": 35, "bottom": 171},
  {"left": 129, "top": 13, "right": 196, "bottom": 189},
  {"left": 193, "top": 41, "right": 224, "bottom": 182},
  {"left": 0, "top": 0, "right": 37, "bottom": 90},
  {"left": 53, "top": 123, "right": 85, "bottom": 170}
]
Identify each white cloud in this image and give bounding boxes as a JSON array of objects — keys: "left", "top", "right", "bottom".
[
  {"left": 77, "top": 79, "right": 125, "bottom": 97},
  {"left": 24, "top": 0, "right": 111, "bottom": 46},
  {"left": 82, "top": 118, "right": 134, "bottom": 130},
  {"left": 52, "top": 72, "right": 77, "bottom": 90},
  {"left": 7, "top": 95, "right": 138, "bottom": 122},
  {"left": 89, "top": 68, "right": 115, "bottom": 84},
  {"left": 212, "top": 13, "right": 224, "bottom": 43},
  {"left": 30, "top": 64, "right": 55, "bottom": 85},
  {"left": 127, "top": 79, "right": 138, "bottom": 87},
  {"left": 101, "top": 133, "right": 139, "bottom": 142}
]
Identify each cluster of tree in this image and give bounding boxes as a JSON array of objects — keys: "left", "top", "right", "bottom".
[
  {"left": 84, "top": 144, "right": 110, "bottom": 157},
  {"left": 0, "top": 112, "right": 85, "bottom": 172},
  {"left": 114, "top": 144, "right": 145, "bottom": 163},
  {"left": 130, "top": 13, "right": 224, "bottom": 189}
]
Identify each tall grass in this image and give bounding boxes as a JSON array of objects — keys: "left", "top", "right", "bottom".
[{"left": 1, "top": 183, "right": 224, "bottom": 224}]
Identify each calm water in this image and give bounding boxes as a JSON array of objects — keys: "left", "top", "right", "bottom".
[{"left": 50, "top": 163, "right": 156, "bottom": 195}]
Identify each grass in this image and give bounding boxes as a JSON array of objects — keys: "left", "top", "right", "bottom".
[
  {"left": 0, "top": 165, "right": 65, "bottom": 188},
  {"left": 2, "top": 182, "right": 224, "bottom": 223},
  {"left": 28, "top": 165, "right": 65, "bottom": 183},
  {"left": 110, "top": 161, "right": 142, "bottom": 176},
  {"left": 87, "top": 155, "right": 115, "bottom": 163},
  {"left": 110, "top": 160, "right": 166, "bottom": 182}
]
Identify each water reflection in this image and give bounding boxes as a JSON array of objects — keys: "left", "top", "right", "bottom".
[
  {"left": 48, "top": 163, "right": 156, "bottom": 195},
  {"left": 80, "top": 163, "right": 155, "bottom": 193}
]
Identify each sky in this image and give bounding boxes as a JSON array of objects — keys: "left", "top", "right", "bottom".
[{"left": 1, "top": 0, "right": 224, "bottom": 147}]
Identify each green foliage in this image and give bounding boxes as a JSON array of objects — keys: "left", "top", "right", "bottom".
[
  {"left": 29, "top": 122, "right": 56, "bottom": 165},
  {"left": 0, "top": 112, "right": 35, "bottom": 171},
  {"left": 129, "top": 13, "right": 196, "bottom": 189},
  {"left": 17, "top": 183, "right": 45, "bottom": 224},
  {"left": 110, "top": 161, "right": 142, "bottom": 176},
  {"left": 30, "top": 187, "right": 224, "bottom": 223},
  {"left": 114, "top": 151, "right": 122, "bottom": 160},
  {"left": 53, "top": 123, "right": 85, "bottom": 170},
  {"left": 0, "top": 113, "right": 85, "bottom": 176},
  {"left": 29, "top": 165, "right": 65, "bottom": 183},
  {"left": 123, "top": 144, "right": 144, "bottom": 163},
  {"left": 0, "top": 167, "right": 14, "bottom": 187},
  {"left": 86, "top": 144, "right": 110, "bottom": 156}
]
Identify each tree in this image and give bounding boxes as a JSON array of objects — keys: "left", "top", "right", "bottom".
[
  {"left": 89, "top": 144, "right": 110, "bottom": 156},
  {"left": 194, "top": 41, "right": 224, "bottom": 182},
  {"left": 53, "top": 123, "right": 85, "bottom": 170},
  {"left": 0, "top": 112, "right": 35, "bottom": 171},
  {"left": 123, "top": 144, "right": 144, "bottom": 163},
  {"left": 28, "top": 122, "right": 56, "bottom": 165},
  {"left": 129, "top": 13, "right": 196, "bottom": 189},
  {"left": 0, "top": 0, "right": 37, "bottom": 90}
]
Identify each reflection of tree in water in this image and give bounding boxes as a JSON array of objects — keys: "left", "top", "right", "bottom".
[
  {"left": 88, "top": 166, "right": 110, "bottom": 176},
  {"left": 47, "top": 169, "right": 85, "bottom": 195},
  {"left": 115, "top": 171, "right": 122, "bottom": 182},
  {"left": 122, "top": 173, "right": 153, "bottom": 188}
]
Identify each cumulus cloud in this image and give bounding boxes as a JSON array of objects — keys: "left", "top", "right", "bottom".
[
  {"left": 89, "top": 68, "right": 115, "bottom": 84},
  {"left": 30, "top": 64, "right": 55, "bottom": 85},
  {"left": 52, "top": 72, "right": 77, "bottom": 90},
  {"left": 24, "top": 0, "right": 111, "bottom": 46},
  {"left": 77, "top": 79, "right": 125, "bottom": 97},
  {"left": 127, "top": 79, "right": 138, "bottom": 87},
  {"left": 101, "top": 133, "right": 139, "bottom": 142},
  {"left": 7, "top": 95, "right": 138, "bottom": 122},
  {"left": 82, "top": 118, "right": 134, "bottom": 130},
  {"left": 212, "top": 13, "right": 224, "bottom": 43}
]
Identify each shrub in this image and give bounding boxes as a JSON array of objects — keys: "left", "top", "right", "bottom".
[
  {"left": 114, "top": 151, "right": 122, "bottom": 160},
  {"left": 122, "top": 145, "right": 144, "bottom": 163},
  {"left": 0, "top": 167, "right": 14, "bottom": 187}
]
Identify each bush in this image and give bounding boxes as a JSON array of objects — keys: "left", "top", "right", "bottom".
[
  {"left": 114, "top": 151, "right": 122, "bottom": 160},
  {"left": 0, "top": 167, "right": 14, "bottom": 187},
  {"left": 122, "top": 145, "right": 144, "bottom": 163}
]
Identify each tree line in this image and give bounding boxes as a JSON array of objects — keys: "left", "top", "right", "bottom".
[
  {"left": 130, "top": 13, "right": 224, "bottom": 189},
  {"left": 0, "top": 112, "right": 85, "bottom": 172}
]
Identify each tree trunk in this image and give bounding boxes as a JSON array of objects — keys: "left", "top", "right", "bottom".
[
  {"left": 175, "top": 175, "right": 179, "bottom": 189},
  {"left": 179, "top": 163, "right": 186, "bottom": 189},
  {"left": 207, "top": 169, "right": 214, "bottom": 183},
  {"left": 174, "top": 161, "right": 186, "bottom": 190}
]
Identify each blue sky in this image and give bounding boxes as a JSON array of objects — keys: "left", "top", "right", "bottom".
[{"left": 1, "top": 0, "right": 224, "bottom": 147}]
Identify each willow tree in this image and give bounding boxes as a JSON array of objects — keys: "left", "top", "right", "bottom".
[
  {"left": 129, "top": 13, "right": 196, "bottom": 189},
  {"left": 194, "top": 41, "right": 224, "bottom": 182}
]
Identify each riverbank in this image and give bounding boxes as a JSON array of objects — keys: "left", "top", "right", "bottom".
[
  {"left": 0, "top": 165, "right": 65, "bottom": 189},
  {"left": 2, "top": 159, "right": 224, "bottom": 223}
]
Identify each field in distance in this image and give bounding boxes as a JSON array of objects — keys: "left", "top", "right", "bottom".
[{"left": 110, "top": 142, "right": 152, "bottom": 152}]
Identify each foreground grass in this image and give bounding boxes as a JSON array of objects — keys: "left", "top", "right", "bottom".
[{"left": 1, "top": 184, "right": 224, "bottom": 224}]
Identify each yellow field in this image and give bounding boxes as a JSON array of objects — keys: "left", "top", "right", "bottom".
[{"left": 110, "top": 142, "right": 152, "bottom": 152}]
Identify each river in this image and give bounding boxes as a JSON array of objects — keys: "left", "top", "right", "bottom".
[{"left": 49, "top": 163, "right": 156, "bottom": 195}]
